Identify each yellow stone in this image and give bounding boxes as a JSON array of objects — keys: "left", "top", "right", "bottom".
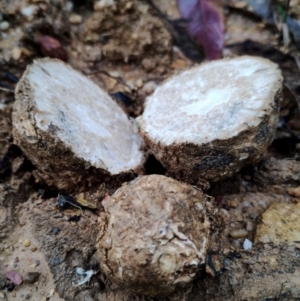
[
  {"left": 255, "top": 202, "right": 300, "bottom": 244},
  {"left": 22, "top": 239, "right": 31, "bottom": 247}
]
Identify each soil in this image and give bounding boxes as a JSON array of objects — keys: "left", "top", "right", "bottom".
[{"left": 1, "top": 0, "right": 300, "bottom": 300}]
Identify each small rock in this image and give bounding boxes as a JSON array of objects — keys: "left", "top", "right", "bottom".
[
  {"left": 12, "top": 48, "right": 22, "bottom": 60},
  {"left": 235, "top": 215, "right": 244, "bottom": 222},
  {"left": 287, "top": 186, "right": 300, "bottom": 197},
  {"left": 249, "top": 212, "right": 259, "bottom": 219},
  {"left": 143, "top": 81, "right": 157, "bottom": 95},
  {"left": 0, "top": 277, "right": 6, "bottom": 289},
  {"left": 131, "top": 33, "right": 138, "bottom": 40},
  {"left": 268, "top": 256, "right": 278, "bottom": 270},
  {"left": 0, "top": 291, "right": 4, "bottom": 299},
  {"left": 30, "top": 245, "right": 37, "bottom": 252},
  {"left": 125, "top": 2, "right": 133, "bottom": 10},
  {"left": 5, "top": 271, "right": 22, "bottom": 285},
  {"left": 223, "top": 248, "right": 231, "bottom": 255},
  {"left": 255, "top": 202, "right": 300, "bottom": 244},
  {"left": 141, "top": 58, "right": 155, "bottom": 71},
  {"left": 24, "top": 272, "right": 40, "bottom": 284},
  {"left": 171, "top": 59, "right": 187, "bottom": 69},
  {"left": 20, "top": 5, "right": 38, "bottom": 18},
  {"left": 229, "top": 199, "right": 239, "bottom": 208},
  {"left": 69, "top": 14, "right": 82, "bottom": 24},
  {"left": 243, "top": 238, "right": 252, "bottom": 250},
  {"left": 49, "top": 288, "right": 55, "bottom": 297},
  {"left": 22, "top": 239, "right": 31, "bottom": 247},
  {"left": 94, "top": 0, "right": 114, "bottom": 11},
  {"left": 246, "top": 221, "right": 253, "bottom": 231},
  {"left": 64, "top": 1, "right": 73, "bottom": 12},
  {"left": 0, "top": 21, "right": 9, "bottom": 31},
  {"left": 135, "top": 79, "right": 143, "bottom": 89},
  {"left": 229, "top": 229, "right": 248, "bottom": 238}
]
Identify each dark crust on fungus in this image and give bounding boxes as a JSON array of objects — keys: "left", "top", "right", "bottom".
[
  {"left": 97, "top": 175, "right": 216, "bottom": 296},
  {"left": 12, "top": 59, "right": 144, "bottom": 193},
  {"left": 140, "top": 89, "right": 282, "bottom": 184}
]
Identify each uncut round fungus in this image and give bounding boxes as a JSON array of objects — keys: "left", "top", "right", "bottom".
[
  {"left": 139, "top": 56, "right": 283, "bottom": 183},
  {"left": 12, "top": 59, "right": 144, "bottom": 192},
  {"left": 97, "top": 175, "right": 213, "bottom": 296}
]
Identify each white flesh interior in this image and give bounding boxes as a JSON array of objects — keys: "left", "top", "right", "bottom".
[
  {"left": 142, "top": 56, "right": 281, "bottom": 146},
  {"left": 28, "top": 60, "right": 143, "bottom": 174}
]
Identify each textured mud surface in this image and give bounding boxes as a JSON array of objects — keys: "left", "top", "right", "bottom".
[{"left": 1, "top": 0, "right": 300, "bottom": 300}]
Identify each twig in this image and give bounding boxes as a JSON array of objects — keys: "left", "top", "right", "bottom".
[
  {"left": 83, "top": 69, "right": 132, "bottom": 91},
  {"left": 0, "top": 83, "right": 14, "bottom": 93}
]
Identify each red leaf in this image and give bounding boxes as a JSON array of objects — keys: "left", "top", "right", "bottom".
[
  {"left": 36, "top": 35, "right": 68, "bottom": 61},
  {"left": 177, "top": 0, "right": 224, "bottom": 60},
  {"left": 5, "top": 270, "right": 23, "bottom": 285}
]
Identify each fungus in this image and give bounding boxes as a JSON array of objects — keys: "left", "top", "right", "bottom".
[
  {"left": 12, "top": 59, "right": 144, "bottom": 192},
  {"left": 139, "top": 56, "right": 283, "bottom": 183},
  {"left": 97, "top": 175, "right": 214, "bottom": 295}
]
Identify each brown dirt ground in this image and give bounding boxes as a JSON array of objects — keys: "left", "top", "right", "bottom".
[{"left": 1, "top": 0, "right": 300, "bottom": 300}]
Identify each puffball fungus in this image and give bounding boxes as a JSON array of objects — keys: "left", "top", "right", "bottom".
[
  {"left": 97, "top": 175, "right": 214, "bottom": 295},
  {"left": 139, "top": 56, "right": 283, "bottom": 184}
]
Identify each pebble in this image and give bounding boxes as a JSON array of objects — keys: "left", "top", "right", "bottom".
[
  {"left": 249, "top": 212, "right": 259, "bottom": 219},
  {"left": 30, "top": 245, "right": 37, "bottom": 252},
  {"left": 94, "top": 0, "right": 114, "bottom": 11},
  {"left": 49, "top": 288, "right": 55, "bottom": 297},
  {"left": 64, "top": 1, "right": 73, "bottom": 12},
  {"left": 171, "top": 59, "right": 186, "bottom": 69},
  {"left": 131, "top": 33, "right": 138, "bottom": 40},
  {"left": 22, "top": 239, "right": 31, "bottom": 247},
  {"left": 125, "top": 2, "right": 133, "bottom": 10},
  {"left": 229, "top": 199, "right": 239, "bottom": 208},
  {"left": 20, "top": 5, "right": 38, "bottom": 18},
  {"left": 0, "top": 292, "right": 4, "bottom": 299},
  {"left": 287, "top": 186, "right": 300, "bottom": 198},
  {"left": 243, "top": 238, "right": 252, "bottom": 250},
  {"left": 24, "top": 272, "right": 40, "bottom": 284},
  {"left": 229, "top": 229, "right": 248, "bottom": 238},
  {"left": 12, "top": 48, "right": 22, "bottom": 60},
  {"left": 0, "top": 21, "right": 9, "bottom": 31},
  {"left": 246, "top": 221, "right": 253, "bottom": 231},
  {"left": 0, "top": 277, "right": 6, "bottom": 289},
  {"left": 69, "top": 14, "right": 82, "bottom": 24},
  {"left": 142, "top": 81, "right": 157, "bottom": 95},
  {"left": 135, "top": 79, "right": 143, "bottom": 88},
  {"left": 223, "top": 248, "right": 231, "bottom": 255}
]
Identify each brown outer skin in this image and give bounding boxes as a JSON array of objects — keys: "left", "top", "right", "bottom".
[
  {"left": 140, "top": 89, "right": 282, "bottom": 185},
  {"left": 12, "top": 60, "right": 144, "bottom": 193},
  {"left": 97, "top": 175, "right": 216, "bottom": 296}
]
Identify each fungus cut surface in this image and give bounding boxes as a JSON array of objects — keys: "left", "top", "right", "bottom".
[
  {"left": 15, "top": 59, "right": 143, "bottom": 174},
  {"left": 142, "top": 56, "right": 282, "bottom": 146}
]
